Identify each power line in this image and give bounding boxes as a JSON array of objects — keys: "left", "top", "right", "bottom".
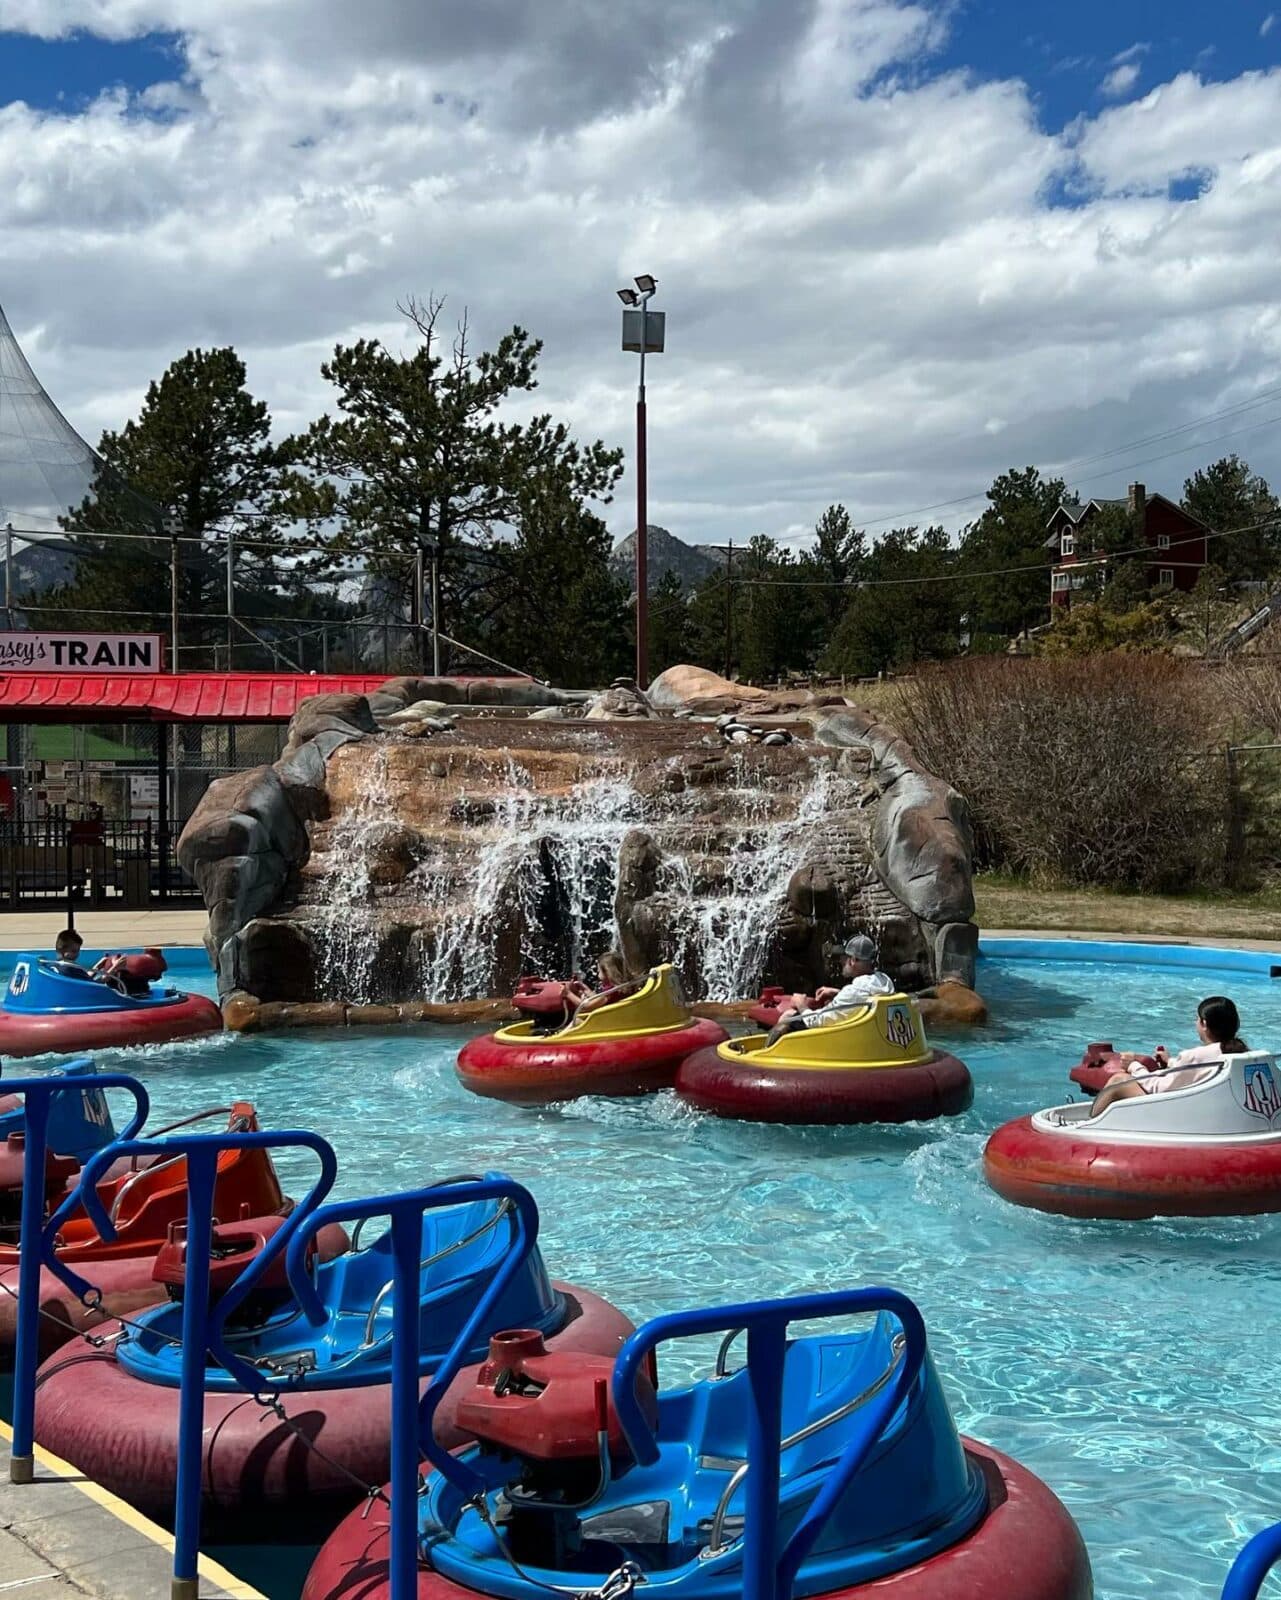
[
  {"left": 672, "top": 515, "right": 1280, "bottom": 592},
  {"left": 850, "top": 399, "right": 1281, "bottom": 531}
]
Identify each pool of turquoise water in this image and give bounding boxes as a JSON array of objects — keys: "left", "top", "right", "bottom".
[{"left": 14, "top": 951, "right": 1281, "bottom": 1599}]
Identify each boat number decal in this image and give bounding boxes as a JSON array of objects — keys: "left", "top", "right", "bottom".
[
  {"left": 81, "top": 1090, "right": 110, "bottom": 1128},
  {"left": 8, "top": 961, "right": 28, "bottom": 997},
  {"left": 885, "top": 1005, "right": 916, "bottom": 1049},
  {"left": 1242, "top": 1062, "right": 1281, "bottom": 1122}
]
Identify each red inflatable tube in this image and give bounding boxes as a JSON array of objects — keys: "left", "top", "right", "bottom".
[
  {"left": 0, "top": 1221, "right": 350, "bottom": 1367},
  {"left": 0, "top": 992, "right": 222, "bottom": 1058},
  {"left": 456, "top": 1019, "right": 728, "bottom": 1104},
  {"left": 32, "top": 1280, "right": 632, "bottom": 1541},
  {"left": 984, "top": 1115, "right": 1281, "bottom": 1219},
  {"left": 301, "top": 1438, "right": 1091, "bottom": 1600},
  {"left": 675, "top": 1047, "right": 973, "bottom": 1125}
]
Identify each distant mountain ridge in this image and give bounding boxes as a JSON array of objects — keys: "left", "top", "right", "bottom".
[{"left": 610, "top": 525, "right": 725, "bottom": 594}]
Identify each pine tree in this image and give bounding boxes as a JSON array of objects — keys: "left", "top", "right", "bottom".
[
  {"left": 39, "top": 347, "right": 307, "bottom": 666},
  {"left": 283, "top": 298, "right": 623, "bottom": 658},
  {"left": 1182, "top": 455, "right": 1281, "bottom": 584}
]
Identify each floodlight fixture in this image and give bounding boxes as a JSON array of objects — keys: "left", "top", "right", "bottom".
[
  {"left": 634, "top": 273, "right": 657, "bottom": 294},
  {"left": 617, "top": 287, "right": 640, "bottom": 305}
]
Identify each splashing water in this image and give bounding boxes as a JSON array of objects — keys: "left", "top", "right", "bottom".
[
  {"left": 414, "top": 767, "right": 643, "bottom": 1000},
  {"left": 312, "top": 743, "right": 393, "bottom": 1003},
  {"left": 308, "top": 742, "right": 868, "bottom": 1004},
  {"left": 666, "top": 764, "right": 851, "bottom": 1000}
]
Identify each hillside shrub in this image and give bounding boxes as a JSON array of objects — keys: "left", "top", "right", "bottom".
[{"left": 898, "top": 656, "right": 1227, "bottom": 890}]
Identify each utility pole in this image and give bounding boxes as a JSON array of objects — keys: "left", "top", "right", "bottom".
[
  {"left": 429, "top": 541, "right": 442, "bottom": 675},
  {"left": 166, "top": 515, "right": 181, "bottom": 673},
  {"left": 225, "top": 529, "right": 235, "bottom": 671},
  {"left": 618, "top": 276, "right": 665, "bottom": 688},
  {"left": 725, "top": 539, "right": 734, "bottom": 679}
]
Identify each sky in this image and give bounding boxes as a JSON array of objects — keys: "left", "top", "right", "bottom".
[{"left": 1, "top": 0, "right": 1280, "bottom": 552}]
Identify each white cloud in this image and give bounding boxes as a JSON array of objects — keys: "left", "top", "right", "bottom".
[
  {"left": 1100, "top": 62, "right": 1141, "bottom": 99},
  {"left": 0, "top": 1, "right": 1279, "bottom": 556},
  {"left": 1263, "top": 14, "right": 1277, "bottom": 39}
]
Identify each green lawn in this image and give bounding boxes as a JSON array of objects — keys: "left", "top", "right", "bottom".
[
  {"left": 29, "top": 727, "right": 153, "bottom": 762},
  {"left": 975, "top": 872, "right": 1281, "bottom": 941}
]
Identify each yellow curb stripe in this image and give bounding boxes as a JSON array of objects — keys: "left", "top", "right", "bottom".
[{"left": 0, "top": 1418, "right": 266, "bottom": 1599}]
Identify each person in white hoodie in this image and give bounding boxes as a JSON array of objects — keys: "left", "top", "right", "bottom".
[{"left": 766, "top": 935, "right": 895, "bottom": 1044}]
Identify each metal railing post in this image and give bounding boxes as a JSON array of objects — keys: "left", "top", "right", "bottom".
[
  {"left": 40, "top": 1126, "right": 335, "bottom": 1600},
  {"left": 6, "top": 1072, "right": 149, "bottom": 1485},
  {"left": 171, "top": 1147, "right": 218, "bottom": 1600}
]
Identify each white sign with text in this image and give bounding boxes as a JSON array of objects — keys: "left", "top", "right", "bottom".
[{"left": 0, "top": 632, "right": 164, "bottom": 672}]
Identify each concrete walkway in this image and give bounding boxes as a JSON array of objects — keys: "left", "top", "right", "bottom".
[
  {"left": 0, "top": 911, "right": 209, "bottom": 952},
  {"left": 0, "top": 1421, "right": 259, "bottom": 1599},
  {"left": 981, "top": 928, "right": 1281, "bottom": 953}
]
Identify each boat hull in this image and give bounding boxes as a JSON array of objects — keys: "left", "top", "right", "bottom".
[
  {"left": 32, "top": 1280, "right": 632, "bottom": 1540},
  {"left": 984, "top": 1114, "right": 1281, "bottom": 1219},
  {"left": 676, "top": 1045, "right": 973, "bottom": 1124},
  {"left": 456, "top": 1019, "right": 728, "bottom": 1103},
  {"left": 0, "top": 991, "right": 222, "bottom": 1057},
  {"left": 301, "top": 1438, "right": 1092, "bottom": 1600}
]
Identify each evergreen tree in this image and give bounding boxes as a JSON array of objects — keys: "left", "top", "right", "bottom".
[
  {"left": 40, "top": 347, "right": 305, "bottom": 666},
  {"left": 648, "top": 569, "right": 690, "bottom": 679},
  {"left": 1182, "top": 455, "right": 1281, "bottom": 584},
  {"left": 283, "top": 297, "right": 623, "bottom": 656},
  {"left": 821, "top": 526, "right": 959, "bottom": 678},
  {"left": 478, "top": 476, "right": 630, "bottom": 686},
  {"left": 958, "top": 466, "right": 1065, "bottom": 638}
]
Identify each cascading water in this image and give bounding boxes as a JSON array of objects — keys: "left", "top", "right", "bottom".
[
  {"left": 312, "top": 743, "right": 393, "bottom": 1003},
  {"left": 664, "top": 764, "right": 849, "bottom": 1000},
  {"left": 413, "top": 767, "right": 644, "bottom": 1001},
  {"left": 305, "top": 731, "right": 874, "bottom": 1005}
]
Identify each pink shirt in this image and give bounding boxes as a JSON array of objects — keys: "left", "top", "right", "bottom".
[{"left": 1129, "top": 1043, "right": 1231, "bottom": 1094}]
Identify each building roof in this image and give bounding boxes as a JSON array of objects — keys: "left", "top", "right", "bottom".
[{"left": 0, "top": 671, "right": 393, "bottom": 723}]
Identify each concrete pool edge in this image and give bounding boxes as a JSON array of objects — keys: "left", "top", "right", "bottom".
[
  {"left": 980, "top": 933, "right": 1281, "bottom": 975},
  {"left": 0, "top": 1417, "right": 263, "bottom": 1599}
]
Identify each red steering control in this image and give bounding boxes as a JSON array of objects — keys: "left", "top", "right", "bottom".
[
  {"left": 151, "top": 1212, "right": 310, "bottom": 1299},
  {"left": 457, "top": 1329, "right": 657, "bottom": 1464}
]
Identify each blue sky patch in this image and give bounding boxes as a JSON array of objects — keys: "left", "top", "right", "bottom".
[
  {"left": 931, "top": 0, "right": 1280, "bottom": 133},
  {"left": 0, "top": 30, "right": 183, "bottom": 112}
]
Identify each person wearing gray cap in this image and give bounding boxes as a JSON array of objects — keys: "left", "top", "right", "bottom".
[{"left": 766, "top": 934, "right": 894, "bottom": 1043}]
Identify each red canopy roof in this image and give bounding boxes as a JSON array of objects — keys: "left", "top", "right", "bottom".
[{"left": 0, "top": 672, "right": 393, "bottom": 723}]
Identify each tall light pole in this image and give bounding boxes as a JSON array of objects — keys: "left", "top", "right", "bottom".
[{"left": 618, "top": 275, "right": 664, "bottom": 688}]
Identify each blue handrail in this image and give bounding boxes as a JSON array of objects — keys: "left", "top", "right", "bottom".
[
  {"left": 1224, "top": 1523, "right": 1281, "bottom": 1599},
  {"left": 611, "top": 1288, "right": 928, "bottom": 1600},
  {"left": 4, "top": 1070, "right": 149, "bottom": 1487},
  {"left": 273, "top": 1176, "right": 543, "bottom": 1600},
  {"left": 38, "top": 1127, "right": 335, "bottom": 1600}
]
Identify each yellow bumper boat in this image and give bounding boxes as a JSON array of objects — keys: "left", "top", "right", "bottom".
[
  {"left": 456, "top": 965, "right": 728, "bottom": 1104},
  {"left": 675, "top": 993, "right": 972, "bottom": 1124}
]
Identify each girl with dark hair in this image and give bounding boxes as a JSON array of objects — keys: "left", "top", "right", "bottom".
[{"left": 1090, "top": 996, "right": 1247, "bottom": 1118}]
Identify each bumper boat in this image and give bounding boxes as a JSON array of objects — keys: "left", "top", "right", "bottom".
[
  {"left": 0, "top": 953, "right": 222, "bottom": 1058},
  {"left": 0, "top": 1101, "right": 341, "bottom": 1360},
  {"left": 676, "top": 994, "right": 972, "bottom": 1124},
  {"left": 984, "top": 1050, "right": 1281, "bottom": 1219},
  {"left": 303, "top": 1286, "right": 1091, "bottom": 1600},
  {"left": 457, "top": 965, "right": 727, "bottom": 1104},
  {"left": 34, "top": 1170, "right": 631, "bottom": 1536}
]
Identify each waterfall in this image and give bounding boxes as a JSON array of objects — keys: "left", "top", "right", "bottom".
[
  {"left": 664, "top": 764, "right": 842, "bottom": 1001},
  {"left": 413, "top": 767, "right": 643, "bottom": 1001},
  {"left": 305, "top": 738, "right": 870, "bottom": 1005},
  {"left": 312, "top": 744, "right": 393, "bottom": 1003}
]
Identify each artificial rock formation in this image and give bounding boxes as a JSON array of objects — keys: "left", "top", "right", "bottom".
[{"left": 179, "top": 669, "right": 979, "bottom": 1016}]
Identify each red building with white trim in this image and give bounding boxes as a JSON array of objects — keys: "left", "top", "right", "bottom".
[{"left": 1045, "top": 482, "right": 1211, "bottom": 607}]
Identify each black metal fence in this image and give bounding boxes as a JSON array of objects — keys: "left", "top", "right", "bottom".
[{"left": 0, "top": 815, "right": 197, "bottom": 907}]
